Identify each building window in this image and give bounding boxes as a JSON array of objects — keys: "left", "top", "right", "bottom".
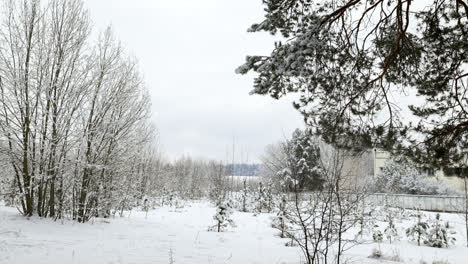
[
  {"left": 426, "top": 168, "right": 435, "bottom": 176},
  {"left": 420, "top": 167, "right": 435, "bottom": 176}
]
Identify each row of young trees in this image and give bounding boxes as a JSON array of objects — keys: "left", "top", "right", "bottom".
[
  {"left": 154, "top": 156, "right": 229, "bottom": 201},
  {"left": 0, "top": 0, "right": 155, "bottom": 222}
]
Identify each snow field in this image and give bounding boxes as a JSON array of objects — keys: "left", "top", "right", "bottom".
[
  {"left": 0, "top": 202, "right": 300, "bottom": 264},
  {"left": 1, "top": 201, "right": 468, "bottom": 264}
]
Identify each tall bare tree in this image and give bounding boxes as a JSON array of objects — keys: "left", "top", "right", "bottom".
[{"left": 0, "top": 0, "right": 153, "bottom": 222}]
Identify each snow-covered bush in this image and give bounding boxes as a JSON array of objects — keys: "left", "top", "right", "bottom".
[
  {"left": 283, "top": 190, "right": 365, "bottom": 263},
  {"left": 369, "top": 248, "right": 383, "bottom": 259},
  {"left": 233, "top": 179, "right": 256, "bottom": 213},
  {"left": 384, "top": 210, "right": 400, "bottom": 243},
  {"left": 372, "top": 229, "right": 383, "bottom": 242},
  {"left": 406, "top": 212, "right": 429, "bottom": 246},
  {"left": 424, "top": 214, "right": 456, "bottom": 248},
  {"left": 372, "top": 159, "right": 459, "bottom": 195},
  {"left": 160, "top": 188, "right": 170, "bottom": 206},
  {"left": 160, "top": 190, "right": 184, "bottom": 211},
  {"left": 168, "top": 247, "right": 175, "bottom": 264},
  {"left": 369, "top": 248, "right": 402, "bottom": 262},
  {"left": 254, "top": 182, "right": 270, "bottom": 214},
  {"left": 167, "top": 190, "right": 179, "bottom": 207},
  {"left": 240, "top": 179, "right": 250, "bottom": 212},
  {"left": 264, "top": 182, "right": 275, "bottom": 213},
  {"left": 371, "top": 207, "right": 401, "bottom": 243},
  {"left": 272, "top": 194, "right": 289, "bottom": 238},
  {"left": 431, "top": 259, "right": 451, "bottom": 264},
  {"left": 210, "top": 200, "right": 236, "bottom": 232},
  {"left": 357, "top": 204, "right": 377, "bottom": 239},
  {"left": 142, "top": 196, "right": 150, "bottom": 218}
]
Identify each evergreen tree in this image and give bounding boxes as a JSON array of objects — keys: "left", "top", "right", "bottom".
[
  {"left": 211, "top": 200, "right": 235, "bottom": 232},
  {"left": 424, "top": 213, "right": 457, "bottom": 248},
  {"left": 240, "top": 179, "right": 250, "bottom": 212},
  {"left": 283, "top": 129, "right": 324, "bottom": 191},
  {"left": 273, "top": 194, "right": 289, "bottom": 238},
  {"left": 384, "top": 210, "right": 399, "bottom": 244},
  {"left": 406, "top": 212, "right": 429, "bottom": 246},
  {"left": 255, "top": 182, "right": 268, "bottom": 213}
]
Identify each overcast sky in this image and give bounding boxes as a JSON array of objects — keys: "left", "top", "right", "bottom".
[{"left": 84, "top": 0, "right": 304, "bottom": 162}]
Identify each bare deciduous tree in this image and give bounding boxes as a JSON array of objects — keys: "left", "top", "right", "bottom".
[{"left": 0, "top": 0, "right": 154, "bottom": 222}]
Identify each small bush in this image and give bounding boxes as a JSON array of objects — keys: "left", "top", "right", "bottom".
[
  {"left": 406, "top": 212, "right": 429, "bottom": 246},
  {"left": 432, "top": 259, "right": 450, "bottom": 264},
  {"left": 209, "top": 200, "right": 236, "bottom": 232},
  {"left": 424, "top": 214, "right": 456, "bottom": 248},
  {"left": 369, "top": 248, "right": 382, "bottom": 259},
  {"left": 272, "top": 194, "right": 289, "bottom": 238},
  {"left": 369, "top": 248, "right": 402, "bottom": 262},
  {"left": 372, "top": 228, "right": 383, "bottom": 242},
  {"left": 384, "top": 213, "right": 400, "bottom": 244}
]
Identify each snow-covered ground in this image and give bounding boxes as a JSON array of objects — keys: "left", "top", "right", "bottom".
[
  {"left": 0, "top": 201, "right": 300, "bottom": 264},
  {"left": 347, "top": 210, "right": 468, "bottom": 264},
  {"left": 1, "top": 201, "right": 467, "bottom": 264}
]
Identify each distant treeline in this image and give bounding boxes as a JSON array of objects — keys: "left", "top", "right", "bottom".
[{"left": 225, "top": 164, "right": 261, "bottom": 176}]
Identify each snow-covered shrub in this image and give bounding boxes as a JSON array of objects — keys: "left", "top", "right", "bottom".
[
  {"left": 384, "top": 210, "right": 400, "bottom": 243},
  {"left": 161, "top": 190, "right": 184, "bottom": 211},
  {"left": 388, "top": 248, "right": 402, "bottom": 262},
  {"left": 0, "top": 174, "right": 16, "bottom": 206},
  {"left": 210, "top": 200, "right": 236, "bottom": 232},
  {"left": 284, "top": 190, "right": 365, "bottom": 263},
  {"left": 406, "top": 212, "right": 429, "bottom": 246},
  {"left": 372, "top": 229, "right": 383, "bottom": 242},
  {"left": 424, "top": 214, "right": 456, "bottom": 248},
  {"left": 369, "top": 248, "right": 382, "bottom": 259},
  {"left": 160, "top": 188, "right": 170, "bottom": 206},
  {"left": 272, "top": 194, "right": 289, "bottom": 238},
  {"left": 357, "top": 203, "right": 377, "bottom": 239},
  {"left": 431, "top": 259, "right": 451, "bottom": 264},
  {"left": 372, "top": 159, "right": 459, "bottom": 195},
  {"left": 167, "top": 191, "right": 178, "bottom": 207},
  {"left": 208, "top": 169, "right": 227, "bottom": 205},
  {"left": 240, "top": 179, "right": 250, "bottom": 212},
  {"left": 273, "top": 142, "right": 369, "bottom": 263},
  {"left": 369, "top": 248, "right": 402, "bottom": 262},
  {"left": 233, "top": 179, "right": 257, "bottom": 213},
  {"left": 142, "top": 196, "right": 150, "bottom": 218},
  {"left": 254, "top": 182, "right": 269, "bottom": 214},
  {"left": 168, "top": 247, "right": 175, "bottom": 264},
  {"left": 264, "top": 182, "right": 275, "bottom": 213},
  {"left": 371, "top": 207, "right": 401, "bottom": 243}
]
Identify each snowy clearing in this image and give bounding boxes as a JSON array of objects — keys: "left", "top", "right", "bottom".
[
  {"left": 1, "top": 201, "right": 467, "bottom": 264},
  {"left": 0, "top": 202, "right": 300, "bottom": 264}
]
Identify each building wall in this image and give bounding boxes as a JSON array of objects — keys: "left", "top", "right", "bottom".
[
  {"left": 373, "top": 150, "right": 391, "bottom": 176},
  {"left": 341, "top": 151, "right": 374, "bottom": 190},
  {"left": 341, "top": 155, "right": 361, "bottom": 190}
]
